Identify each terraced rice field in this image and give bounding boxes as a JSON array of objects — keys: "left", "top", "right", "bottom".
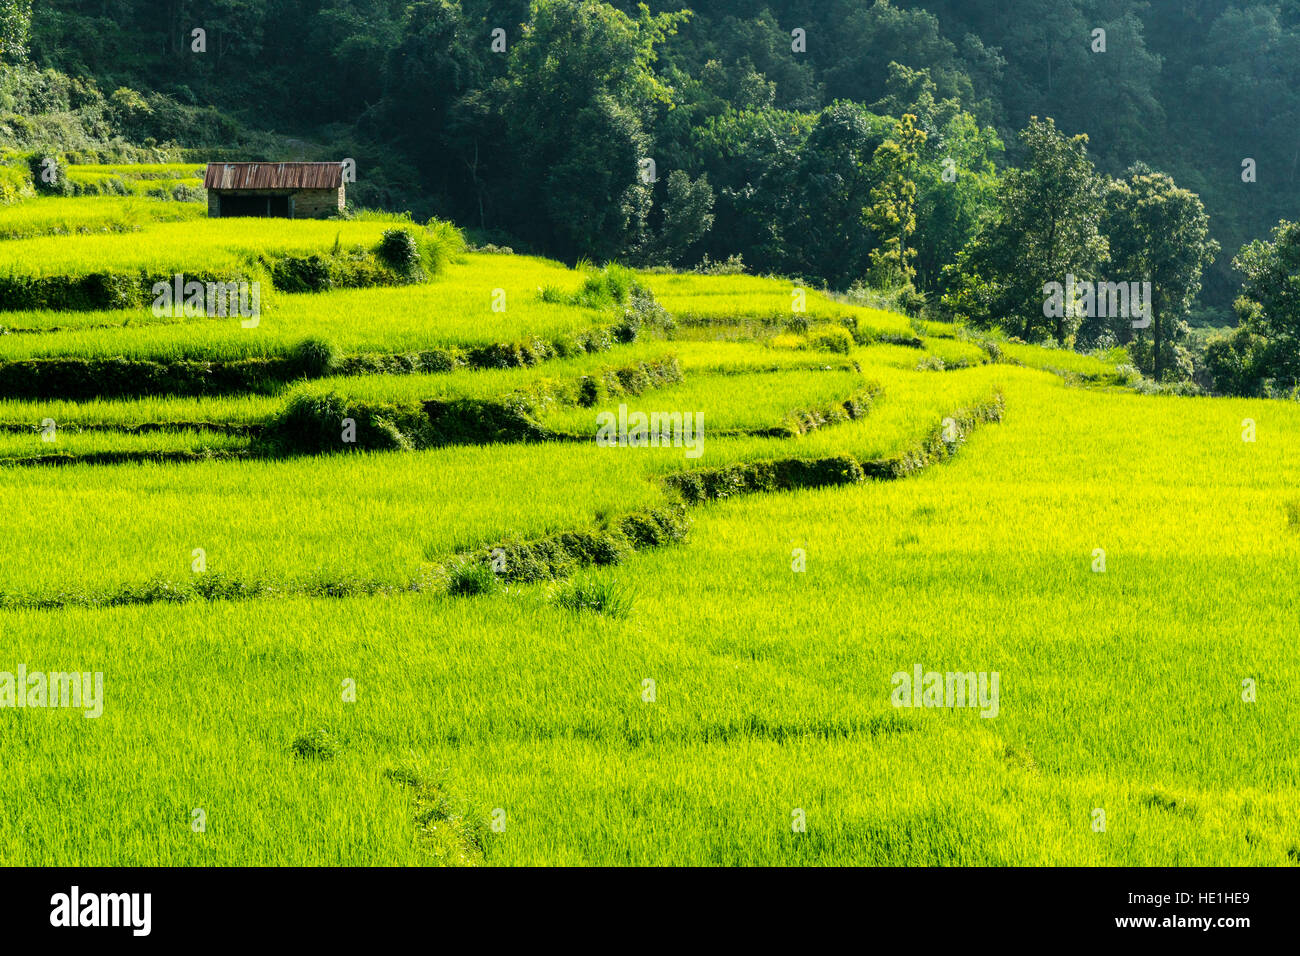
[{"left": 0, "top": 189, "right": 1293, "bottom": 866}]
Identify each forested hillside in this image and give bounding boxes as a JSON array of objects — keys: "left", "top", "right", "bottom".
[{"left": 5, "top": 0, "right": 1300, "bottom": 396}]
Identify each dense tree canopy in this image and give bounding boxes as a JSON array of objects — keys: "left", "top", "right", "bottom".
[
  {"left": 6, "top": 0, "right": 1300, "bottom": 394},
  {"left": 943, "top": 118, "right": 1108, "bottom": 343}
]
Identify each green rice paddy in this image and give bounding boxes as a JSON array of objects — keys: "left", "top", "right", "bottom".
[{"left": 0, "top": 187, "right": 1291, "bottom": 867}]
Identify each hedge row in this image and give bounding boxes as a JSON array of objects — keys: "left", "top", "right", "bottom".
[
  {"left": 0, "top": 420, "right": 260, "bottom": 435},
  {"left": 0, "top": 321, "right": 634, "bottom": 400},
  {"left": 0, "top": 449, "right": 247, "bottom": 468},
  {"left": 665, "top": 454, "right": 867, "bottom": 504},
  {"left": 0, "top": 248, "right": 424, "bottom": 313},
  {"left": 0, "top": 354, "right": 307, "bottom": 400},
  {"left": 761, "top": 382, "right": 882, "bottom": 437},
  {"left": 0, "top": 505, "right": 690, "bottom": 610},
  {"left": 258, "top": 355, "right": 683, "bottom": 454},
  {"left": 0, "top": 354, "right": 681, "bottom": 466},
  {"left": 858, "top": 330, "right": 925, "bottom": 349},
  {"left": 0, "top": 569, "right": 403, "bottom": 611},
  {"left": 444, "top": 504, "right": 691, "bottom": 587},
  {"left": 666, "top": 391, "right": 1004, "bottom": 504},
  {"left": 2, "top": 396, "right": 1005, "bottom": 606},
  {"left": 860, "top": 393, "right": 1004, "bottom": 480},
  {"left": 331, "top": 319, "right": 634, "bottom": 378},
  {"left": 442, "top": 395, "right": 1003, "bottom": 595},
  {"left": 0, "top": 269, "right": 270, "bottom": 312}
]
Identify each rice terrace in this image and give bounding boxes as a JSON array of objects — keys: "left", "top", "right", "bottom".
[{"left": 0, "top": 0, "right": 1297, "bottom": 892}]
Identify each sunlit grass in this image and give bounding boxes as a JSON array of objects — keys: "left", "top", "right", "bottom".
[
  {"left": 0, "top": 192, "right": 1288, "bottom": 867},
  {"left": 0, "top": 253, "right": 607, "bottom": 359},
  {"left": 0, "top": 195, "right": 205, "bottom": 240}
]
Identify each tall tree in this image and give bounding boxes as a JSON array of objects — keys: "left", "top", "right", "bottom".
[
  {"left": 1105, "top": 169, "right": 1218, "bottom": 379},
  {"left": 864, "top": 112, "right": 926, "bottom": 289},
  {"left": 499, "top": 0, "right": 688, "bottom": 261},
  {"left": 1232, "top": 219, "right": 1300, "bottom": 390},
  {"left": 943, "top": 117, "right": 1107, "bottom": 343},
  {"left": 0, "top": 0, "right": 31, "bottom": 62},
  {"left": 783, "top": 101, "right": 888, "bottom": 287}
]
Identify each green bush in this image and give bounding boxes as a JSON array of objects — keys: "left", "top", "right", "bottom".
[
  {"left": 1203, "top": 325, "right": 1268, "bottom": 397},
  {"left": 807, "top": 324, "right": 854, "bottom": 354},
  {"left": 422, "top": 398, "right": 548, "bottom": 445},
  {"left": 271, "top": 254, "right": 333, "bottom": 293},
  {"left": 444, "top": 557, "right": 502, "bottom": 596},
  {"left": 375, "top": 228, "right": 421, "bottom": 279},
  {"left": 291, "top": 337, "right": 340, "bottom": 377},
  {"left": 624, "top": 286, "right": 674, "bottom": 334},
  {"left": 897, "top": 287, "right": 928, "bottom": 317},
  {"left": 259, "top": 389, "right": 417, "bottom": 454},
  {"left": 419, "top": 218, "right": 466, "bottom": 274},
  {"left": 576, "top": 264, "right": 637, "bottom": 308},
  {"left": 27, "top": 154, "right": 69, "bottom": 195}
]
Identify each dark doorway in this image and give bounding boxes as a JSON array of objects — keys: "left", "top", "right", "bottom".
[{"left": 220, "top": 194, "right": 291, "bottom": 217}]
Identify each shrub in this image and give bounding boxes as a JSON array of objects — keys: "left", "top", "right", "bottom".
[
  {"left": 808, "top": 324, "right": 854, "bottom": 354},
  {"left": 418, "top": 218, "right": 465, "bottom": 275},
  {"left": 291, "top": 337, "right": 339, "bottom": 377},
  {"left": 618, "top": 507, "right": 689, "bottom": 548},
  {"left": 260, "top": 388, "right": 417, "bottom": 454},
  {"left": 444, "top": 557, "right": 502, "bottom": 596},
  {"left": 576, "top": 264, "right": 637, "bottom": 308},
  {"left": 576, "top": 375, "right": 602, "bottom": 406},
  {"left": 259, "top": 390, "right": 352, "bottom": 453},
  {"left": 422, "top": 397, "right": 548, "bottom": 445},
  {"left": 1113, "top": 363, "right": 1142, "bottom": 386},
  {"left": 625, "top": 286, "right": 674, "bottom": 333},
  {"left": 28, "top": 154, "right": 69, "bottom": 195},
  {"left": 271, "top": 254, "right": 333, "bottom": 293},
  {"left": 692, "top": 253, "right": 745, "bottom": 275},
  {"left": 87, "top": 271, "right": 143, "bottom": 309},
  {"left": 897, "top": 287, "right": 928, "bottom": 317},
  {"left": 375, "top": 228, "right": 421, "bottom": 280},
  {"left": 1203, "top": 325, "right": 1269, "bottom": 397}
]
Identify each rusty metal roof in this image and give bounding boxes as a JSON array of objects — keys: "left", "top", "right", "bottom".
[{"left": 204, "top": 162, "right": 344, "bottom": 190}]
